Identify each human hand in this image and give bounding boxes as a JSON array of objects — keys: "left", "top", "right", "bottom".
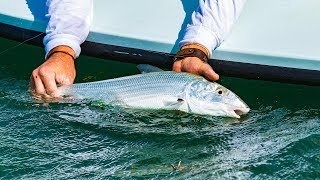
[
  {"left": 30, "top": 51, "right": 76, "bottom": 99},
  {"left": 172, "top": 57, "right": 219, "bottom": 81}
]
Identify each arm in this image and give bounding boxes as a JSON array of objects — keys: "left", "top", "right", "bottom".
[
  {"left": 30, "top": 0, "right": 93, "bottom": 98},
  {"left": 173, "top": 0, "right": 246, "bottom": 81}
]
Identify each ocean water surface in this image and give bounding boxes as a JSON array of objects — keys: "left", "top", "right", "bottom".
[{"left": 0, "top": 37, "right": 320, "bottom": 179}]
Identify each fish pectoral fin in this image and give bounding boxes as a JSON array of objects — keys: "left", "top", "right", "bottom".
[
  {"left": 137, "top": 64, "right": 164, "bottom": 73},
  {"left": 163, "top": 98, "right": 185, "bottom": 109}
]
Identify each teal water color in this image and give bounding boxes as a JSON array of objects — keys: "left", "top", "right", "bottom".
[{"left": 0, "top": 37, "right": 320, "bottom": 179}]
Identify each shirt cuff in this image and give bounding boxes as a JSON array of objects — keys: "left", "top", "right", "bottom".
[
  {"left": 179, "top": 25, "right": 220, "bottom": 57},
  {"left": 43, "top": 34, "right": 81, "bottom": 59}
]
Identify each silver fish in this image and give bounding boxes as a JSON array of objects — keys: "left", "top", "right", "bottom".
[{"left": 58, "top": 67, "right": 250, "bottom": 118}]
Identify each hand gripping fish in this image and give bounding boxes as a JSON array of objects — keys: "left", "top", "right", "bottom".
[{"left": 58, "top": 65, "right": 250, "bottom": 118}]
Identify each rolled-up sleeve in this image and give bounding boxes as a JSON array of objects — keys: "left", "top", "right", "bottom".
[
  {"left": 44, "top": 0, "right": 93, "bottom": 58},
  {"left": 179, "top": 0, "right": 246, "bottom": 56}
]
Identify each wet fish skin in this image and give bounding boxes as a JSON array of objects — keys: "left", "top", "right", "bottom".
[{"left": 58, "top": 71, "right": 250, "bottom": 118}]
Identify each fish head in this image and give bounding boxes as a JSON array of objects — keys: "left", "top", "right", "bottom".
[{"left": 186, "top": 80, "right": 250, "bottom": 118}]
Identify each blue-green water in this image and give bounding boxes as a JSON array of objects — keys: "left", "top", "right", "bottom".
[{"left": 1, "top": 37, "right": 320, "bottom": 179}]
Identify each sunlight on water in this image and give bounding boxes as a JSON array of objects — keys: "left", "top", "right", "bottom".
[{"left": 0, "top": 38, "right": 320, "bottom": 179}]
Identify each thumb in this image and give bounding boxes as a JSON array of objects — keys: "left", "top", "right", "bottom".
[{"left": 199, "top": 64, "right": 219, "bottom": 81}]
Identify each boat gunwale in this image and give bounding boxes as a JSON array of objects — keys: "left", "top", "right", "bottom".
[{"left": 1, "top": 22, "right": 320, "bottom": 86}]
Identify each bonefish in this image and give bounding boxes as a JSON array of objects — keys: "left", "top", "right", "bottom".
[{"left": 58, "top": 65, "right": 250, "bottom": 118}]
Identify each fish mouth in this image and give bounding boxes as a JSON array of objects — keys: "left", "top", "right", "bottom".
[{"left": 230, "top": 107, "right": 250, "bottom": 118}]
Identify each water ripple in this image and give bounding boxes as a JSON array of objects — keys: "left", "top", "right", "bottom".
[{"left": 1, "top": 62, "right": 320, "bottom": 178}]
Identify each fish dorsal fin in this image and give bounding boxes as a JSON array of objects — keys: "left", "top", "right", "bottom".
[{"left": 137, "top": 64, "right": 164, "bottom": 74}]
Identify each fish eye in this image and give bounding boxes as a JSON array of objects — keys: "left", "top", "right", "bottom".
[{"left": 216, "top": 88, "right": 225, "bottom": 95}]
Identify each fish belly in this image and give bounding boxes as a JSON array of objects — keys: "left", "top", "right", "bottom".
[{"left": 119, "top": 95, "right": 183, "bottom": 110}]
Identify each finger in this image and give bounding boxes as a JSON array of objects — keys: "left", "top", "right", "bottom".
[
  {"left": 172, "top": 61, "right": 182, "bottom": 72},
  {"left": 39, "top": 70, "right": 59, "bottom": 97},
  {"left": 29, "top": 75, "right": 35, "bottom": 90},
  {"left": 199, "top": 64, "right": 219, "bottom": 81},
  {"left": 31, "top": 69, "right": 46, "bottom": 95}
]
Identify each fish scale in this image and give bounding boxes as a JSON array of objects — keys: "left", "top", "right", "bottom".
[
  {"left": 60, "top": 72, "right": 194, "bottom": 104},
  {"left": 58, "top": 71, "right": 250, "bottom": 118}
]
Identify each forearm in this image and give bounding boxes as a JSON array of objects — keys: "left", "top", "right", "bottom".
[
  {"left": 44, "top": 0, "right": 93, "bottom": 59},
  {"left": 179, "top": 0, "right": 247, "bottom": 56}
]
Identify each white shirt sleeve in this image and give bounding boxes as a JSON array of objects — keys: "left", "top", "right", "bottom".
[
  {"left": 179, "top": 0, "right": 246, "bottom": 56},
  {"left": 43, "top": 0, "right": 93, "bottom": 58}
]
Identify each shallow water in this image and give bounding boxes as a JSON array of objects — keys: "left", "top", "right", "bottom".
[{"left": 0, "top": 37, "right": 320, "bottom": 179}]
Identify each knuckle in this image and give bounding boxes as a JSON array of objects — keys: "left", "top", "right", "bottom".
[
  {"left": 38, "top": 67, "right": 51, "bottom": 77},
  {"left": 172, "top": 64, "right": 180, "bottom": 71},
  {"left": 31, "top": 69, "right": 38, "bottom": 77},
  {"left": 172, "top": 60, "right": 183, "bottom": 71},
  {"left": 185, "top": 64, "right": 198, "bottom": 73}
]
